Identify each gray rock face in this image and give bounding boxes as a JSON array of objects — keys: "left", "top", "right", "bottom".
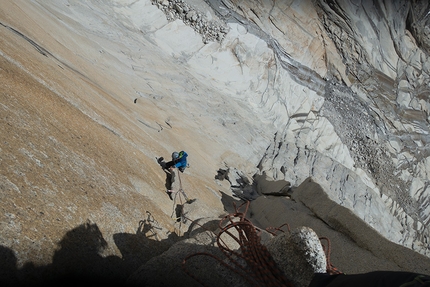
[
  {"left": 407, "top": 2, "right": 430, "bottom": 54},
  {"left": 127, "top": 234, "right": 225, "bottom": 287},
  {"left": 127, "top": 207, "right": 327, "bottom": 287},
  {"left": 2, "top": 0, "right": 430, "bottom": 285},
  {"left": 151, "top": 0, "right": 229, "bottom": 43},
  {"left": 204, "top": 0, "right": 430, "bottom": 256},
  {"left": 265, "top": 227, "right": 327, "bottom": 287}
]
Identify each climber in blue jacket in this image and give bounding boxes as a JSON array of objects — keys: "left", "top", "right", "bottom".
[
  {"left": 160, "top": 150, "right": 188, "bottom": 173},
  {"left": 157, "top": 151, "right": 189, "bottom": 199}
]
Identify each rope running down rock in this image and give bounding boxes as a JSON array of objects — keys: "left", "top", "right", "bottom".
[
  {"left": 182, "top": 201, "right": 341, "bottom": 286},
  {"left": 182, "top": 201, "right": 294, "bottom": 286}
]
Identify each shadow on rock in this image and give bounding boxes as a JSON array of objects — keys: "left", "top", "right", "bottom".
[
  {"left": 0, "top": 220, "right": 126, "bottom": 286},
  {"left": 219, "top": 190, "right": 246, "bottom": 215},
  {"left": 113, "top": 211, "right": 180, "bottom": 274},
  {"left": 0, "top": 245, "right": 19, "bottom": 286},
  {"left": 0, "top": 217, "right": 185, "bottom": 287},
  {"left": 46, "top": 220, "right": 125, "bottom": 286},
  {"left": 157, "top": 157, "right": 173, "bottom": 190}
]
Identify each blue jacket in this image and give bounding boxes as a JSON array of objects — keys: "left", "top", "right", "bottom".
[{"left": 174, "top": 151, "right": 188, "bottom": 168}]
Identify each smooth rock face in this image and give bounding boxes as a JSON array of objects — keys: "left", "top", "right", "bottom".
[{"left": 1, "top": 0, "right": 430, "bottom": 285}]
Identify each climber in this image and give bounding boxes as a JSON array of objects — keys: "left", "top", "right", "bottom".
[
  {"left": 158, "top": 151, "right": 188, "bottom": 173},
  {"left": 157, "top": 151, "right": 192, "bottom": 203},
  {"left": 169, "top": 151, "right": 188, "bottom": 173}
]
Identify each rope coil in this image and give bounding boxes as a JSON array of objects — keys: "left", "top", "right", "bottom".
[
  {"left": 182, "top": 201, "right": 294, "bottom": 287},
  {"left": 182, "top": 201, "right": 341, "bottom": 286},
  {"left": 168, "top": 168, "right": 340, "bottom": 284}
]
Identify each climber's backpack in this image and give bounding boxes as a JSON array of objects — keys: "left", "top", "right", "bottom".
[{"left": 178, "top": 151, "right": 187, "bottom": 173}]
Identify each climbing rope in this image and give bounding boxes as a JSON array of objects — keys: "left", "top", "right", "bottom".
[
  {"left": 181, "top": 201, "right": 342, "bottom": 286},
  {"left": 169, "top": 170, "right": 192, "bottom": 228},
  {"left": 173, "top": 170, "right": 191, "bottom": 201},
  {"left": 182, "top": 201, "right": 294, "bottom": 287},
  {"left": 265, "top": 223, "right": 291, "bottom": 236},
  {"left": 162, "top": 158, "right": 341, "bottom": 283},
  {"left": 170, "top": 190, "right": 186, "bottom": 220},
  {"left": 319, "top": 237, "right": 342, "bottom": 275}
]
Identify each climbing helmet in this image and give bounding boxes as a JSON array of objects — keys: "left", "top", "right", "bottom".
[{"left": 172, "top": 152, "right": 179, "bottom": 160}]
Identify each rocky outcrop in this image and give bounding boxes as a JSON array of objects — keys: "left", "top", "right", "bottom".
[
  {"left": 407, "top": 1, "right": 430, "bottom": 54},
  {"left": 204, "top": 0, "right": 430, "bottom": 256},
  {"left": 127, "top": 178, "right": 430, "bottom": 286},
  {"left": 127, "top": 224, "right": 326, "bottom": 287},
  {"left": 265, "top": 227, "right": 327, "bottom": 287},
  {"left": 151, "top": 0, "right": 229, "bottom": 43}
]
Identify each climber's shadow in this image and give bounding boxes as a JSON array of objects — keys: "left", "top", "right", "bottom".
[
  {"left": 157, "top": 157, "right": 173, "bottom": 191},
  {"left": 113, "top": 211, "right": 179, "bottom": 273},
  {"left": 137, "top": 211, "right": 163, "bottom": 241},
  {"left": 163, "top": 169, "right": 173, "bottom": 191}
]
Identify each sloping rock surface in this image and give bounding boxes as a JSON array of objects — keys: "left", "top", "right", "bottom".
[{"left": 1, "top": 0, "right": 430, "bottom": 286}]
